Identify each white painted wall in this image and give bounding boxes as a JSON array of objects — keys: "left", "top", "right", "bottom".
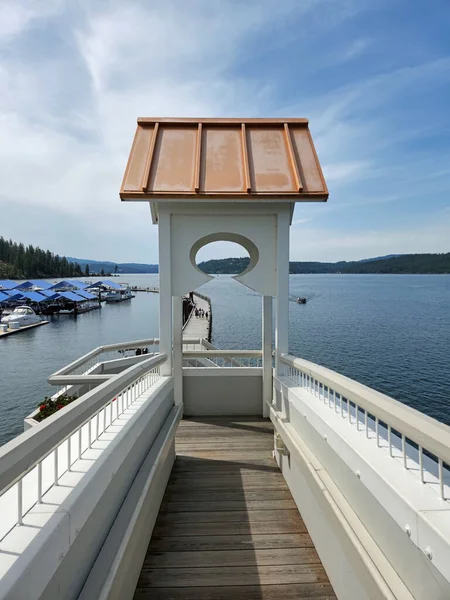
[
  {"left": 183, "top": 370, "right": 263, "bottom": 416},
  {"left": 77, "top": 406, "right": 181, "bottom": 600}
]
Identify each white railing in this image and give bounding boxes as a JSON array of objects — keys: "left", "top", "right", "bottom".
[
  {"left": 0, "top": 354, "right": 166, "bottom": 540},
  {"left": 280, "top": 354, "right": 450, "bottom": 501},
  {"left": 49, "top": 338, "right": 162, "bottom": 380},
  {"left": 183, "top": 349, "right": 263, "bottom": 368}
]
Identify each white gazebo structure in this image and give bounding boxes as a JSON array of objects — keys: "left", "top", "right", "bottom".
[{"left": 120, "top": 117, "right": 328, "bottom": 411}]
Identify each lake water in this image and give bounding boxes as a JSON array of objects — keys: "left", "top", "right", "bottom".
[{"left": 1, "top": 274, "right": 449, "bottom": 445}]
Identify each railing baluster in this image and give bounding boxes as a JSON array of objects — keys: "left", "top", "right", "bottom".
[
  {"left": 419, "top": 445, "right": 424, "bottom": 482},
  {"left": 17, "top": 480, "right": 23, "bottom": 526},
  {"left": 67, "top": 437, "right": 71, "bottom": 472},
  {"left": 88, "top": 419, "right": 92, "bottom": 449},
  {"left": 376, "top": 417, "right": 379, "bottom": 447},
  {"left": 37, "top": 461, "right": 43, "bottom": 503},
  {"left": 388, "top": 425, "right": 392, "bottom": 455},
  {"left": 402, "top": 434, "right": 407, "bottom": 469},
  {"left": 439, "top": 458, "right": 445, "bottom": 500},
  {"left": 54, "top": 449, "right": 59, "bottom": 485},
  {"left": 78, "top": 427, "right": 82, "bottom": 458},
  {"left": 356, "top": 405, "right": 359, "bottom": 430}
]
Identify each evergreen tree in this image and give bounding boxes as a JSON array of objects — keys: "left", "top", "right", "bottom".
[{"left": 0, "top": 237, "right": 84, "bottom": 279}]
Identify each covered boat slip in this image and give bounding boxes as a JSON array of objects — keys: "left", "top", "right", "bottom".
[{"left": 135, "top": 417, "right": 336, "bottom": 600}]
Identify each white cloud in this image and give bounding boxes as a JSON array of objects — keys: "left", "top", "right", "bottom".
[
  {"left": 0, "top": 0, "right": 448, "bottom": 264},
  {"left": 0, "top": 1, "right": 62, "bottom": 41}
]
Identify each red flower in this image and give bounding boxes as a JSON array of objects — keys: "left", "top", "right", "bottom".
[
  {"left": 57, "top": 405, "right": 63, "bottom": 410},
  {"left": 39, "top": 405, "right": 46, "bottom": 411},
  {"left": 113, "top": 397, "right": 117, "bottom": 402}
]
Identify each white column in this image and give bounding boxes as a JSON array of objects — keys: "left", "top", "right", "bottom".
[
  {"left": 275, "top": 210, "right": 290, "bottom": 376},
  {"left": 158, "top": 211, "right": 172, "bottom": 376},
  {"left": 173, "top": 296, "right": 183, "bottom": 406},
  {"left": 262, "top": 295, "right": 273, "bottom": 418}
]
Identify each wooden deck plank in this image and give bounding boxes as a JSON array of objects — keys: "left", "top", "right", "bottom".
[
  {"left": 133, "top": 417, "right": 336, "bottom": 599},
  {"left": 138, "top": 564, "right": 329, "bottom": 587},
  {"left": 166, "top": 476, "right": 287, "bottom": 490},
  {"left": 160, "top": 499, "right": 297, "bottom": 512},
  {"left": 157, "top": 509, "right": 302, "bottom": 524},
  {"left": 145, "top": 547, "right": 321, "bottom": 568},
  {"left": 172, "top": 458, "right": 278, "bottom": 470},
  {"left": 134, "top": 583, "right": 337, "bottom": 600},
  {"left": 162, "top": 488, "right": 293, "bottom": 502},
  {"left": 175, "top": 450, "right": 272, "bottom": 459},
  {"left": 149, "top": 533, "right": 315, "bottom": 552},
  {"left": 153, "top": 520, "right": 307, "bottom": 537}
]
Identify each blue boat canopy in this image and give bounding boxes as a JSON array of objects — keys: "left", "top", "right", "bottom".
[
  {"left": 0, "top": 291, "right": 11, "bottom": 303},
  {"left": 74, "top": 290, "right": 96, "bottom": 300},
  {"left": 64, "top": 280, "right": 87, "bottom": 289},
  {"left": 3, "top": 291, "right": 24, "bottom": 299},
  {"left": 50, "top": 280, "right": 86, "bottom": 290},
  {"left": 38, "top": 290, "right": 61, "bottom": 299},
  {"left": 17, "top": 291, "right": 48, "bottom": 303},
  {"left": 87, "top": 279, "right": 122, "bottom": 290},
  {"left": 58, "top": 291, "right": 86, "bottom": 302},
  {"left": 14, "top": 280, "right": 53, "bottom": 290},
  {"left": 0, "top": 280, "right": 17, "bottom": 290}
]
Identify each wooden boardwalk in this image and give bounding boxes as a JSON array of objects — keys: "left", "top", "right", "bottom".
[
  {"left": 134, "top": 417, "right": 336, "bottom": 600},
  {"left": 182, "top": 293, "right": 211, "bottom": 341}
]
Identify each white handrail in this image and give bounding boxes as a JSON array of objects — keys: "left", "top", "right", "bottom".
[
  {"left": 280, "top": 353, "right": 450, "bottom": 499},
  {"left": 50, "top": 338, "right": 162, "bottom": 379},
  {"left": 183, "top": 350, "right": 262, "bottom": 358},
  {"left": 0, "top": 354, "right": 167, "bottom": 497}
]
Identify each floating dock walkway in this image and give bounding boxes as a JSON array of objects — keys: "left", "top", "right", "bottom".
[
  {"left": 0, "top": 321, "right": 49, "bottom": 338},
  {"left": 130, "top": 287, "right": 159, "bottom": 293},
  {"left": 183, "top": 292, "right": 211, "bottom": 342},
  {"left": 133, "top": 417, "right": 336, "bottom": 599}
]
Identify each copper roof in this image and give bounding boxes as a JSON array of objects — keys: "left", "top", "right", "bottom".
[{"left": 120, "top": 118, "right": 328, "bottom": 201}]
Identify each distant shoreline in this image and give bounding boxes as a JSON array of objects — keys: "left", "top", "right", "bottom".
[{"left": 198, "top": 253, "right": 450, "bottom": 276}]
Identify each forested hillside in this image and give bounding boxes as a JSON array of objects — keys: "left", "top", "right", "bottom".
[
  {"left": 0, "top": 237, "right": 83, "bottom": 279},
  {"left": 198, "top": 253, "right": 450, "bottom": 274},
  {"left": 67, "top": 257, "right": 158, "bottom": 274}
]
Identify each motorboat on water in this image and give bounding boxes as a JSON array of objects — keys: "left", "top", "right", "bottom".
[
  {"left": 296, "top": 297, "right": 307, "bottom": 304},
  {"left": 105, "top": 286, "right": 135, "bottom": 303},
  {"left": 1, "top": 306, "right": 42, "bottom": 326}
]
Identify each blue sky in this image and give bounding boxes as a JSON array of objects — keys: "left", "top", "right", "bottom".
[{"left": 0, "top": 0, "right": 449, "bottom": 263}]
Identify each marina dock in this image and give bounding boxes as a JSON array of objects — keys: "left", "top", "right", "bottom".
[
  {"left": 183, "top": 292, "right": 211, "bottom": 342},
  {"left": 130, "top": 287, "right": 159, "bottom": 293},
  {"left": 0, "top": 321, "right": 49, "bottom": 338}
]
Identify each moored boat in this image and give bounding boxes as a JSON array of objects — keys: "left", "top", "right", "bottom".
[
  {"left": 105, "top": 286, "right": 135, "bottom": 302},
  {"left": 1, "top": 306, "right": 42, "bottom": 327}
]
